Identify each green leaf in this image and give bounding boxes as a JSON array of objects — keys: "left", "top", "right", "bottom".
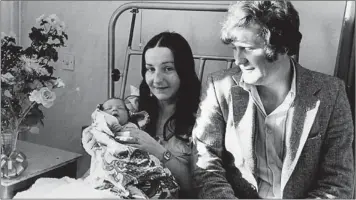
[
  {"left": 52, "top": 50, "right": 58, "bottom": 62},
  {"left": 40, "top": 21, "right": 48, "bottom": 26},
  {"left": 62, "top": 32, "right": 68, "bottom": 40},
  {"left": 23, "top": 47, "right": 38, "bottom": 57},
  {"left": 22, "top": 106, "right": 44, "bottom": 127},
  {"left": 43, "top": 65, "right": 54, "bottom": 75}
]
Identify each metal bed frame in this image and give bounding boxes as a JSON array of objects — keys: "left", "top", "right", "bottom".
[{"left": 107, "top": 1, "right": 300, "bottom": 99}]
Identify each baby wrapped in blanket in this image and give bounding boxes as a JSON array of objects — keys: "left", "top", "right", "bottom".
[{"left": 82, "top": 96, "right": 179, "bottom": 199}]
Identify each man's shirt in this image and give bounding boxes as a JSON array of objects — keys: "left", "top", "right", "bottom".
[{"left": 238, "top": 60, "right": 296, "bottom": 198}]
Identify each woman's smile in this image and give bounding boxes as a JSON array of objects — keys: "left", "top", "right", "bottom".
[{"left": 154, "top": 86, "right": 169, "bottom": 91}]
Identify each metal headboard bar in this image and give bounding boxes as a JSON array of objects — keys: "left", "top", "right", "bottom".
[
  {"left": 108, "top": 1, "right": 231, "bottom": 98},
  {"left": 127, "top": 48, "right": 235, "bottom": 62},
  {"left": 122, "top": 48, "right": 235, "bottom": 89},
  {"left": 128, "top": 48, "right": 235, "bottom": 61}
]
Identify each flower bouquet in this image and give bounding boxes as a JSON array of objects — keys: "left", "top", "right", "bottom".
[{"left": 1, "top": 14, "right": 67, "bottom": 179}]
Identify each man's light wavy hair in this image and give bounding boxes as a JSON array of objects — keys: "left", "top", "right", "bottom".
[{"left": 220, "top": 0, "right": 302, "bottom": 62}]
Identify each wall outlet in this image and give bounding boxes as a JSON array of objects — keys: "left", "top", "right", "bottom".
[{"left": 60, "top": 53, "right": 75, "bottom": 71}]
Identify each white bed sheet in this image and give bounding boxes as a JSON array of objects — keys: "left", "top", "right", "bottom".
[{"left": 13, "top": 176, "right": 117, "bottom": 199}]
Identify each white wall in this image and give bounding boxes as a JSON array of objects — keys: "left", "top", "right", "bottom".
[{"left": 295, "top": 1, "right": 346, "bottom": 75}]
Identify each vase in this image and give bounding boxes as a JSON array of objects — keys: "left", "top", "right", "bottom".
[{"left": 0, "top": 129, "right": 28, "bottom": 179}]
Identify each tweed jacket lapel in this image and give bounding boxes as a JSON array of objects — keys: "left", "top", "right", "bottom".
[
  {"left": 281, "top": 63, "right": 322, "bottom": 192},
  {"left": 230, "top": 73, "right": 258, "bottom": 188}
]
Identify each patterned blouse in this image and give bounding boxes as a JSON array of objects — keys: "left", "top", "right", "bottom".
[{"left": 152, "top": 119, "right": 193, "bottom": 165}]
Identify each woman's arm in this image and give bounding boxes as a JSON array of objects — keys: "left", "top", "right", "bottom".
[{"left": 157, "top": 149, "right": 192, "bottom": 192}]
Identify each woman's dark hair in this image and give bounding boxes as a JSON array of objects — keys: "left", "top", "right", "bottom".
[
  {"left": 221, "top": 0, "right": 302, "bottom": 61},
  {"left": 138, "top": 31, "right": 201, "bottom": 139}
]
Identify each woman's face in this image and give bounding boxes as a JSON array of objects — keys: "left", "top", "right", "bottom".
[{"left": 145, "top": 47, "right": 180, "bottom": 103}]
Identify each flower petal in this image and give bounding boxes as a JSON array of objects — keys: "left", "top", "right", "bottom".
[
  {"left": 4, "top": 90, "right": 12, "bottom": 98},
  {"left": 29, "top": 126, "right": 40, "bottom": 134}
]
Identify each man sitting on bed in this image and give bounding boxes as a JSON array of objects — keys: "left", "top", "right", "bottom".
[
  {"left": 81, "top": 96, "right": 179, "bottom": 199},
  {"left": 192, "top": 0, "right": 355, "bottom": 199}
]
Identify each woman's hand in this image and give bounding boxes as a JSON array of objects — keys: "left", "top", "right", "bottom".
[{"left": 115, "top": 128, "right": 166, "bottom": 159}]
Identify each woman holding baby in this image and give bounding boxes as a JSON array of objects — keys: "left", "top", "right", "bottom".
[
  {"left": 115, "top": 31, "right": 201, "bottom": 198},
  {"left": 14, "top": 31, "right": 200, "bottom": 199}
]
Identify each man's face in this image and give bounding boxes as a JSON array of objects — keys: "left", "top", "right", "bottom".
[{"left": 230, "top": 24, "right": 282, "bottom": 86}]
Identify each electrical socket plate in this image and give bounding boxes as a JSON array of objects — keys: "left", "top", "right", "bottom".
[{"left": 60, "top": 53, "right": 75, "bottom": 71}]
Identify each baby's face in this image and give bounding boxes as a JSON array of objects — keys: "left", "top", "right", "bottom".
[{"left": 102, "top": 99, "right": 129, "bottom": 125}]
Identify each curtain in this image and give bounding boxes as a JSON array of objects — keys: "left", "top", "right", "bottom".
[
  {"left": 0, "top": 1, "right": 21, "bottom": 43},
  {"left": 333, "top": 2, "right": 355, "bottom": 198},
  {"left": 334, "top": 1, "right": 355, "bottom": 122}
]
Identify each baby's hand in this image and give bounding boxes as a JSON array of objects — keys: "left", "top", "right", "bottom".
[
  {"left": 109, "top": 123, "right": 122, "bottom": 133},
  {"left": 101, "top": 112, "right": 122, "bottom": 132},
  {"left": 103, "top": 112, "right": 119, "bottom": 125}
]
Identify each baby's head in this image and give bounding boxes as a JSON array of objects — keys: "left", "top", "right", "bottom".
[{"left": 99, "top": 98, "right": 129, "bottom": 125}]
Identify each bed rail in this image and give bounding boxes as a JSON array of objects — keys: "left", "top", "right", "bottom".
[{"left": 124, "top": 49, "right": 235, "bottom": 82}]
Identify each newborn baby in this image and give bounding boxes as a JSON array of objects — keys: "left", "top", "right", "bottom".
[
  {"left": 99, "top": 98, "right": 139, "bottom": 140},
  {"left": 82, "top": 97, "right": 179, "bottom": 199}
]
